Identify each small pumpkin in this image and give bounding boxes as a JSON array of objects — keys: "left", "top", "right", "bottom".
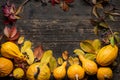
[
  {"left": 79, "top": 55, "right": 98, "bottom": 75},
  {"left": 0, "top": 57, "right": 13, "bottom": 77},
  {"left": 96, "top": 44, "right": 118, "bottom": 66},
  {"left": 1, "top": 42, "right": 25, "bottom": 60},
  {"left": 97, "top": 67, "right": 113, "bottom": 80},
  {"left": 53, "top": 61, "right": 67, "bottom": 80},
  {"left": 26, "top": 63, "right": 51, "bottom": 80},
  {"left": 67, "top": 64, "right": 85, "bottom": 80}
]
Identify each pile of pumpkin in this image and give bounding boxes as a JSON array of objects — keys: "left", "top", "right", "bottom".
[{"left": 0, "top": 38, "right": 119, "bottom": 80}]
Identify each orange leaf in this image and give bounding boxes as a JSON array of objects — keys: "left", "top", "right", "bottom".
[
  {"left": 33, "top": 45, "right": 44, "bottom": 61},
  {"left": 10, "top": 26, "right": 17, "bottom": 38},
  {"left": 62, "top": 50, "right": 69, "bottom": 60},
  {"left": 9, "top": 32, "right": 20, "bottom": 41}
]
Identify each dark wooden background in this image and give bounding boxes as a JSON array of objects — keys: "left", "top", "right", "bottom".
[{"left": 0, "top": 0, "right": 120, "bottom": 80}]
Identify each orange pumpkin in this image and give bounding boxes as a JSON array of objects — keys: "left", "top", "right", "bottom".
[{"left": 0, "top": 57, "right": 13, "bottom": 77}]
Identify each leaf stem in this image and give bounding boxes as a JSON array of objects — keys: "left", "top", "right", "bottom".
[{"left": 75, "top": 74, "right": 79, "bottom": 80}]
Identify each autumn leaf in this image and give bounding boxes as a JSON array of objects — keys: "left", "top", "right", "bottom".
[
  {"left": 62, "top": 50, "right": 69, "bottom": 60},
  {"left": 49, "top": 56, "right": 57, "bottom": 72},
  {"left": 92, "top": 6, "right": 99, "bottom": 18},
  {"left": 60, "top": 1, "right": 69, "bottom": 11},
  {"left": 33, "top": 45, "right": 44, "bottom": 61},
  {"left": 57, "top": 57, "right": 63, "bottom": 65},
  {"left": 3, "top": 26, "right": 20, "bottom": 41},
  {"left": 18, "top": 36, "right": 25, "bottom": 44}
]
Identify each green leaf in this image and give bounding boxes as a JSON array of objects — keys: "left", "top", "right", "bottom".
[
  {"left": 49, "top": 56, "right": 57, "bottom": 72},
  {"left": 110, "top": 36, "right": 115, "bottom": 46},
  {"left": 99, "top": 22, "right": 108, "bottom": 28},
  {"left": 80, "top": 41, "right": 95, "bottom": 53},
  {"left": 85, "top": 53, "right": 96, "bottom": 61},
  {"left": 92, "top": 39, "right": 101, "bottom": 51}
]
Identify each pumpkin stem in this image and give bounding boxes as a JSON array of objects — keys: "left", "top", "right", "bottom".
[{"left": 75, "top": 74, "right": 79, "bottom": 80}]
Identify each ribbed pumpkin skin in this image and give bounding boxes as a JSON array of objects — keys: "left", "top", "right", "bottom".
[
  {"left": 0, "top": 57, "right": 13, "bottom": 77},
  {"left": 96, "top": 45, "right": 118, "bottom": 66},
  {"left": 1, "top": 42, "right": 25, "bottom": 60}
]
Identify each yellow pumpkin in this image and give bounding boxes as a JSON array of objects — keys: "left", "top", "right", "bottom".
[
  {"left": 96, "top": 44, "right": 118, "bottom": 66},
  {"left": 26, "top": 63, "right": 51, "bottom": 80},
  {"left": 67, "top": 64, "right": 85, "bottom": 80},
  {"left": 0, "top": 57, "right": 13, "bottom": 77},
  {"left": 79, "top": 55, "right": 98, "bottom": 75},
  {"left": 1, "top": 42, "right": 25, "bottom": 60},
  {"left": 53, "top": 61, "right": 67, "bottom": 80},
  {"left": 97, "top": 67, "right": 113, "bottom": 80}
]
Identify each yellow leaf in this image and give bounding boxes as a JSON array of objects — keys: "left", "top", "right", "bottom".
[
  {"left": 92, "top": 39, "right": 101, "bottom": 51},
  {"left": 49, "top": 56, "right": 57, "bottom": 72},
  {"left": 18, "top": 36, "right": 24, "bottom": 44},
  {"left": 80, "top": 41, "right": 95, "bottom": 53},
  {"left": 57, "top": 57, "right": 63, "bottom": 65},
  {"left": 40, "top": 50, "right": 53, "bottom": 64},
  {"left": 73, "top": 49, "right": 85, "bottom": 56}
]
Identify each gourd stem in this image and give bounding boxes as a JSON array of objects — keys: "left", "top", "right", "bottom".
[{"left": 75, "top": 74, "right": 79, "bottom": 80}]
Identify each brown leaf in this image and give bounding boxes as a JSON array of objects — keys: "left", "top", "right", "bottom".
[
  {"left": 4, "top": 26, "right": 10, "bottom": 38},
  {"left": 92, "top": 0, "right": 96, "bottom": 4},
  {"left": 92, "top": 6, "right": 99, "bottom": 18},
  {"left": 34, "top": 45, "right": 44, "bottom": 61},
  {"left": 60, "top": 1, "right": 69, "bottom": 11},
  {"left": 9, "top": 32, "right": 20, "bottom": 41},
  {"left": 10, "top": 26, "right": 17, "bottom": 38},
  {"left": 62, "top": 50, "right": 68, "bottom": 60}
]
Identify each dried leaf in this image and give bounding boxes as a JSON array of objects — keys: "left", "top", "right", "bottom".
[
  {"left": 80, "top": 41, "right": 95, "bottom": 53},
  {"left": 95, "top": 3, "right": 103, "bottom": 9},
  {"left": 92, "top": 6, "right": 99, "bottom": 18},
  {"left": 57, "top": 57, "right": 63, "bottom": 65},
  {"left": 15, "top": 6, "right": 22, "bottom": 15},
  {"left": 99, "top": 22, "right": 108, "bottom": 28},
  {"left": 109, "top": 15, "right": 115, "bottom": 21},
  {"left": 73, "top": 57, "right": 79, "bottom": 64},
  {"left": 114, "top": 35, "right": 120, "bottom": 43},
  {"left": 65, "top": 0, "right": 74, "bottom": 4},
  {"left": 9, "top": 32, "right": 20, "bottom": 41},
  {"left": 33, "top": 45, "right": 44, "bottom": 61},
  {"left": 18, "top": 36, "right": 24, "bottom": 44},
  {"left": 68, "top": 56, "right": 74, "bottom": 65},
  {"left": 4, "top": 26, "right": 10, "bottom": 37},
  {"left": 93, "top": 26, "right": 98, "bottom": 35},
  {"left": 110, "top": 13, "right": 120, "bottom": 16},
  {"left": 73, "top": 49, "right": 85, "bottom": 56},
  {"left": 62, "top": 50, "right": 68, "bottom": 60},
  {"left": 60, "top": 1, "right": 69, "bottom": 11},
  {"left": 49, "top": 56, "right": 57, "bottom": 72},
  {"left": 10, "top": 26, "right": 17, "bottom": 38},
  {"left": 84, "top": 53, "right": 96, "bottom": 61},
  {"left": 92, "top": 39, "right": 101, "bottom": 51},
  {"left": 40, "top": 50, "right": 53, "bottom": 64},
  {"left": 92, "top": 0, "right": 96, "bottom": 4}
]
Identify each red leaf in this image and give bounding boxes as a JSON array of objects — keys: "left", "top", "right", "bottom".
[
  {"left": 10, "top": 26, "right": 17, "bottom": 38},
  {"left": 9, "top": 32, "right": 20, "bottom": 41},
  {"left": 65, "top": 0, "right": 74, "bottom": 4},
  {"left": 4, "top": 26, "right": 10, "bottom": 38},
  {"left": 34, "top": 45, "right": 44, "bottom": 61}
]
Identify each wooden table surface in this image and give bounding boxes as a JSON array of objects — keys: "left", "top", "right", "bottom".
[{"left": 0, "top": 0, "right": 120, "bottom": 80}]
